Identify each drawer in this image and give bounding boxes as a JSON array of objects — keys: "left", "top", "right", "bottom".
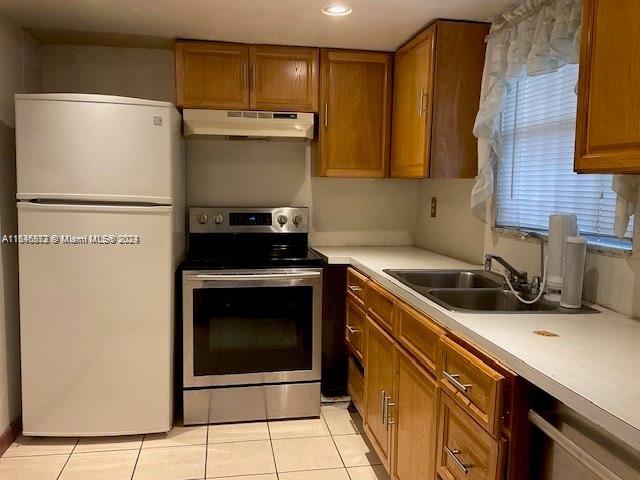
[
  {"left": 346, "top": 297, "right": 366, "bottom": 362},
  {"left": 348, "top": 356, "right": 365, "bottom": 415},
  {"left": 437, "top": 392, "right": 504, "bottom": 480},
  {"left": 346, "top": 267, "right": 367, "bottom": 306},
  {"left": 438, "top": 336, "right": 505, "bottom": 435},
  {"left": 366, "top": 281, "right": 395, "bottom": 332},
  {"left": 395, "top": 301, "right": 445, "bottom": 375}
]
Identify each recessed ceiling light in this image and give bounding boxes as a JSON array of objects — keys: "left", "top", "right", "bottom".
[{"left": 322, "top": 4, "right": 352, "bottom": 16}]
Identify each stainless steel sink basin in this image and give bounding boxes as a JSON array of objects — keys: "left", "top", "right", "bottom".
[
  {"left": 384, "top": 269, "right": 502, "bottom": 290},
  {"left": 427, "top": 289, "right": 560, "bottom": 313},
  {"left": 383, "top": 269, "right": 599, "bottom": 314}
]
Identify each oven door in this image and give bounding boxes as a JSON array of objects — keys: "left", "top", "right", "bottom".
[{"left": 183, "top": 268, "right": 322, "bottom": 388}]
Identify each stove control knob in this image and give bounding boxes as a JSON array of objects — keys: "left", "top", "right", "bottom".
[
  {"left": 213, "top": 214, "right": 224, "bottom": 225},
  {"left": 292, "top": 214, "right": 304, "bottom": 226},
  {"left": 197, "top": 214, "right": 209, "bottom": 225},
  {"left": 277, "top": 215, "right": 288, "bottom": 226}
]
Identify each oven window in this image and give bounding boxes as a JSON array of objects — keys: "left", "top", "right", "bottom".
[{"left": 192, "top": 286, "right": 314, "bottom": 376}]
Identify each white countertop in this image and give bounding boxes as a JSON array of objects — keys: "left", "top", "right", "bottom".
[{"left": 312, "top": 245, "right": 640, "bottom": 451}]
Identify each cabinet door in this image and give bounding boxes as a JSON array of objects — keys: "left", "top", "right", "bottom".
[
  {"left": 249, "top": 45, "right": 319, "bottom": 112},
  {"left": 392, "top": 348, "right": 438, "bottom": 480},
  {"left": 319, "top": 50, "right": 393, "bottom": 177},
  {"left": 575, "top": 0, "right": 640, "bottom": 173},
  {"left": 364, "top": 316, "right": 395, "bottom": 468},
  {"left": 175, "top": 41, "right": 249, "bottom": 109},
  {"left": 430, "top": 21, "right": 488, "bottom": 178},
  {"left": 390, "top": 27, "right": 435, "bottom": 178}
]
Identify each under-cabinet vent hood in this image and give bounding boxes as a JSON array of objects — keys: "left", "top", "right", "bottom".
[{"left": 183, "top": 109, "right": 315, "bottom": 139}]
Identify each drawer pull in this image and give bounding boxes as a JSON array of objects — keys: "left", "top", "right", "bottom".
[
  {"left": 443, "top": 371, "right": 472, "bottom": 393},
  {"left": 346, "top": 324, "right": 360, "bottom": 334},
  {"left": 445, "top": 446, "right": 472, "bottom": 474},
  {"left": 347, "top": 285, "right": 363, "bottom": 293}
]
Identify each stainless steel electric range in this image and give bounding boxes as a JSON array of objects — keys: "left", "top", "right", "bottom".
[{"left": 181, "top": 207, "right": 323, "bottom": 425}]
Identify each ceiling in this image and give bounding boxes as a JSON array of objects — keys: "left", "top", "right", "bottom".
[{"left": 0, "top": 0, "right": 513, "bottom": 51}]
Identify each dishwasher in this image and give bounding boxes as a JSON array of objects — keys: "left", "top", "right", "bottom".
[{"left": 530, "top": 399, "right": 640, "bottom": 479}]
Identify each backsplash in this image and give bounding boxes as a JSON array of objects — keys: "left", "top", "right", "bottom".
[{"left": 187, "top": 137, "right": 420, "bottom": 246}]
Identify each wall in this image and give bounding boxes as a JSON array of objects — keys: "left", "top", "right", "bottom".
[
  {"left": 187, "top": 137, "right": 419, "bottom": 246},
  {"left": 414, "top": 178, "right": 485, "bottom": 264},
  {"left": 42, "top": 44, "right": 174, "bottom": 102},
  {"left": 0, "top": 15, "right": 41, "bottom": 434}
]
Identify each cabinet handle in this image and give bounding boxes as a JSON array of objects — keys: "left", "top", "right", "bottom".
[
  {"left": 421, "top": 88, "right": 428, "bottom": 116},
  {"left": 243, "top": 64, "right": 248, "bottom": 90},
  {"left": 381, "top": 390, "right": 387, "bottom": 425},
  {"left": 251, "top": 64, "right": 257, "bottom": 89},
  {"left": 445, "top": 446, "right": 472, "bottom": 474},
  {"left": 346, "top": 324, "right": 360, "bottom": 334},
  {"left": 443, "top": 371, "right": 472, "bottom": 393},
  {"left": 347, "top": 285, "right": 363, "bottom": 293},
  {"left": 324, "top": 102, "right": 328, "bottom": 128},
  {"left": 418, "top": 88, "right": 424, "bottom": 117},
  {"left": 385, "top": 395, "right": 395, "bottom": 430}
]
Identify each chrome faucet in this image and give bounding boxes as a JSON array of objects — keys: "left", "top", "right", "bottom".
[{"left": 484, "top": 254, "right": 529, "bottom": 288}]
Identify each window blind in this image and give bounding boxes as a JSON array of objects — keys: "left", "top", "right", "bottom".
[{"left": 496, "top": 63, "right": 634, "bottom": 247}]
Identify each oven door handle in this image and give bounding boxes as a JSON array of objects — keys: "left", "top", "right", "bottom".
[{"left": 186, "top": 272, "right": 321, "bottom": 281}]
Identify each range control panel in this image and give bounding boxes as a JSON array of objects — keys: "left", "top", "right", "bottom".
[{"left": 189, "top": 207, "right": 309, "bottom": 234}]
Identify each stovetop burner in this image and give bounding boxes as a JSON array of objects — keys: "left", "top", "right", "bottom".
[{"left": 181, "top": 207, "right": 323, "bottom": 270}]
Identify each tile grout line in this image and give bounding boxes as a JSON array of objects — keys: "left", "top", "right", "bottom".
[
  {"left": 129, "top": 434, "right": 145, "bottom": 480},
  {"left": 204, "top": 424, "right": 210, "bottom": 479},
  {"left": 266, "top": 420, "right": 279, "bottom": 480},
  {"left": 55, "top": 437, "right": 79, "bottom": 480},
  {"left": 321, "top": 411, "right": 353, "bottom": 480}
]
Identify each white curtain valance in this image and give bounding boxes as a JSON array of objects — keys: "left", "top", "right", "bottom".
[{"left": 471, "top": 0, "right": 582, "bottom": 223}]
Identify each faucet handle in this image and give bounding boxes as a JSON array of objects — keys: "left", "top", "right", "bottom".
[{"left": 483, "top": 254, "right": 493, "bottom": 272}]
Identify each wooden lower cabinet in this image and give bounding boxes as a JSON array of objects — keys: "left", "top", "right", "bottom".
[
  {"left": 357, "top": 276, "right": 524, "bottom": 480},
  {"left": 364, "top": 316, "right": 395, "bottom": 469},
  {"left": 436, "top": 392, "right": 504, "bottom": 480},
  {"left": 392, "top": 348, "right": 438, "bottom": 480},
  {"left": 348, "top": 357, "right": 365, "bottom": 416}
]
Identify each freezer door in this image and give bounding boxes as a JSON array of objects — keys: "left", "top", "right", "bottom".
[
  {"left": 15, "top": 95, "right": 176, "bottom": 204},
  {"left": 18, "top": 202, "right": 173, "bottom": 435}
]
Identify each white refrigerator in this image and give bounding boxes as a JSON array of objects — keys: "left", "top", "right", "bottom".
[{"left": 15, "top": 93, "right": 184, "bottom": 436}]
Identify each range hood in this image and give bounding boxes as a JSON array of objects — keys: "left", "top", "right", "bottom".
[{"left": 183, "top": 109, "right": 315, "bottom": 139}]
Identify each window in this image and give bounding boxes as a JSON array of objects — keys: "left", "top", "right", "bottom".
[{"left": 496, "top": 63, "right": 634, "bottom": 249}]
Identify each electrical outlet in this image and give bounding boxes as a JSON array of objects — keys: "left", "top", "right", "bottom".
[{"left": 430, "top": 197, "right": 437, "bottom": 217}]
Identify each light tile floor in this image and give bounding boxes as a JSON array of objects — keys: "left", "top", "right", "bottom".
[{"left": 0, "top": 402, "right": 389, "bottom": 480}]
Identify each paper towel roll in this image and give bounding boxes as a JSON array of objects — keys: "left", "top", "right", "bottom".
[{"left": 547, "top": 214, "right": 578, "bottom": 291}]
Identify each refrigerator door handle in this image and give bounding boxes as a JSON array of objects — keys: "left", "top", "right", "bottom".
[{"left": 17, "top": 202, "right": 172, "bottom": 214}]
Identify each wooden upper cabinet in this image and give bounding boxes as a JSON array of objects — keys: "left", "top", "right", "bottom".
[
  {"left": 391, "top": 28, "right": 435, "bottom": 178},
  {"left": 176, "top": 41, "right": 319, "bottom": 112},
  {"left": 318, "top": 49, "right": 393, "bottom": 177},
  {"left": 575, "top": 0, "right": 640, "bottom": 173},
  {"left": 175, "top": 41, "right": 249, "bottom": 109},
  {"left": 249, "top": 45, "right": 319, "bottom": 112},
  {"left": 390, "top": 21, "right": 489, "bottom": 179}
]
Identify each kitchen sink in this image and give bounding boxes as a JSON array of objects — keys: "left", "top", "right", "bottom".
[
  {"left": 383, "top": 269, "right": 599, "bottom": 314},
  {"left": 426, "top": 289, "right": 559, "bottom": 313},
  {"left": 384, "top": 269, "right": 502, "bottom": 290}
]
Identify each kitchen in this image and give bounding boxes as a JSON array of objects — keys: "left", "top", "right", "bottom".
[{"left": 0, "top": 0, "right": 639, "bottom": 479}]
